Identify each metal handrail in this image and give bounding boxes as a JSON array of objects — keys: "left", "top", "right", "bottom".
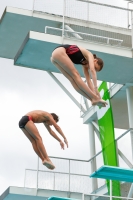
[
  {"left": 77, "top": 0, "right": 133, "bottom": 12},
  {"left": 25, "top": 168, "right": 89, "bottom": 177},
  {"left": 24, "top": 128, "right": 133, "bottom": 192},
  {"left": 48, "top": 128, "right": 133, "bottom": 162},
  {"left": 45, "top": 26, "right": 123, "bottom": 45}
]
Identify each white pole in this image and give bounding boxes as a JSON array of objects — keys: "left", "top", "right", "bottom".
[
  {"left": 32, "top": 0, "right": 35, "bottom": 16},
  {"left": 83, "top": 97, "right": 89, "bottom": 110},
  {"left": 36, "top": 156, "right": 39, "bottom": 195},
  {"left": 82, "top": 193, "right": 84, "bottom": 200},
  {"left": 131, "top": 10, "right": 133, "bottom": 49},
  {"left": 69, "top": 159, "right": 70, "bottom": 197},
  {"left": 88, "top": 123, "right": 98, "bottom": 191},
  {"left": 47, "top": 72, "right": 86, "bottom": 113},
  {"left": 110, "top": 180, "right": 112, "bottom": 200},
  {"left": 127, "top": 2, "right": 130, "bottom": 28},
  {"left": 62, "top": 0, "right": 66, "bottom": 43},
  {"left": 126, "top": 87, "right": 133, "bottom": 160},
  {"left": 128, "top": 183, "right": 133, "bottom": 198},
  {"left": 87, "top": 2, "right": 89, "bottom": 22},
  {"left": 65, "top": 25, "right": 83, "bottom": 39},
  {"left": 24, "top": 169, "right": 26, "bottom": 187},
  {"left": 53, "top": 173, "right": 55, "bottom": 190}
]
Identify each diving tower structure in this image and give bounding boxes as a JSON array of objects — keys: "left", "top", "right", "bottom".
[{"left": 0, "top": 0, "right": 133, "bottom": 200}]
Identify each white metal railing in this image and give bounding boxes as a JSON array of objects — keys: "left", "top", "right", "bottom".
[
  {"left": 45, "top": 26, "right": 123, "bottom": 45},
  {"left": 24, "top": 128, "right": 133, "bottom": 194},
  {"left": 33, "top": 0, "right": 133, "bottom": 48}
]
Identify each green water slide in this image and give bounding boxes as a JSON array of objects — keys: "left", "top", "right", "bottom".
[{"left": 97, "top": 82, "right": 121, "bottom": 197}]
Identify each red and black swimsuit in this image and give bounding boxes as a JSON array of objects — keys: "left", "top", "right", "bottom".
[
  {"left": 55, "top": 44, "right": 86, "bottom": 65},
  {"left": 18, "top": 116, "right": 32, "bottom": 128}
]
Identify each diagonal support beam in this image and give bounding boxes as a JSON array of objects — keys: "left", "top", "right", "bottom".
[
  {"left": 64, "top": 25, "right": 83, "bottom": 40},
  {"left": 92, "top": 122, "right": 133, "bottom": 168},
  {"left": 91, "top": 121, "right": 100, "bottom": 140},
  {"left": 47, "top": 72, "right": 86, "bottom": 113},
  {"left": 118, "top": 149, "right": 133, "bottom": 168}
]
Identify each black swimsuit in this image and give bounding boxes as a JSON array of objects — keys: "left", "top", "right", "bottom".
[
  {"left": 55, "top": 44, "right": 86, "bottom": 65},
  {"left": 18, "top": 116, "right": 32, "bottom": 128}
]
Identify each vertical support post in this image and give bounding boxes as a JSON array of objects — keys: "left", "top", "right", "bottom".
[
  {"left": 68, "top": 159, "right": 70, "bottom": 197},
  {"left": 83, "top": 97, "right": 89, "bottom": 110},
  {"left": 24, "top": 169, "right": 26, "bottom": 187},
  {"left": 32, "top": 0, "right": 35, "bottom": 16},
  {"left": 131, "top": 10, "right": 133, "bottom": 50},
  {"left": 126, "top": 86, "right": 133, "bottom": 160},
  {"left": 62, "top": 0, "right": 66, "bottom": 43},
  {"left": 82, "top": 193, "right": 84, "bottom": 200},
  {"left": 115, "top": 141, "right": 120, "bottom": 166},
  {"left": 87, "top": 2, "right": 89, "bottom": 22},
  {"left": 36, "top": 156, "right": 39, "bottom": 195},
  {"left": 88, "top": 123, "right": 98, "bottom": 191},
  {"left": 108, "top": 82, "right": 111, "bottom": 89},
  {"left": 128, "top": 183, "right": 133, "bottom": 198},
  {"left": 127, "top": 2, "right": 129, "bottom": 28},
  {"left": 110, "top": 179, "right": 112, "bottom": 200},
  {"left": 47, "top": 72, "right": 86, "bottom": 113},
  {"left": 53, "top": 173, "right": 55, "bottom": 190}
]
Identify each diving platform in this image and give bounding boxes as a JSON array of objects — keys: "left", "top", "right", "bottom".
[
  {"left": 0, "top": 186, "right": 91, "bottom": 200},
  {"left": 1, "top": 2, "right": 133, "bottom": 199},
  {"left": 0, "top": 7, "right": 133, "bottom": 85},
  {"left": 82, "top": 83, "right": 131, "bottom": 129},
  {"left": 0, "top": 7, "right": 133, "bottom": 130}
]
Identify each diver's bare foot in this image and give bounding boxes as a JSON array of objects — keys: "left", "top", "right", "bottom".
[
  {"left": 92, "top": 99, "right": 107, "bottom": 107},
  {"left": 42, "top": 160, "right": 55, "bottom": 170}
]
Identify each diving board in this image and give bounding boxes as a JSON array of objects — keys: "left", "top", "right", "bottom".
[
  {"left": 13, "top": 30, "right": 133, "bottom": 84},
  {"left": 90, "top": 165, "right": 133, "bottom": 182},
  {"left": 0, "top": 7, "right": 133, "bottom": 84},
  {"left": 48, "top": 197, "right": 77, "bottom": 200}
]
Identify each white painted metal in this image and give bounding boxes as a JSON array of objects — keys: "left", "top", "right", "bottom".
[
  {"left": 24, "top": 169, "right": 26, "bottom": 188},
  {"left": 45, "top": 26, "right": 123, "bottom": 45},
  {"left": 128, "top": 183, "right": 133, "bottom": 199},
  {"left": 88, "top": 123, "right": 98, "bottom": 191},
  {"left": 131, "top": 11, "right": 133, "bottom": 49},
  {"left": 109, "top": 84, "right": 123, "bottom": 98},
  {"left": 83, "top": 97, "right": 89, "bottom": 110},
  {"left": 91, "top": 121, "right": 100, "bottom": 140},
  {"left": 30, "top": 31, "right": 62, "bottom": 44},
  {"left": 36, "top": 156, "right": 39, "bottom": 195},
  {"left": 4, "top": 6, "right": 130, "bottom": 35},
  {"left": 6, "top": 186, "right": 133, "bottom": 200},
  {"left": 64, "top": 25, "right": 83, "bottom": 40},
  {"left": 110, "top": 180, "right": 112, "bottom": 200},
  {"left": 127, "top": 2, "right": 130, "bottom": 28},
  {"left": 3, "top": 3, "right": 133, "bottom": 196},
  {"left": 92, "top": 123, "right": 133, "bottom": 168},
  {"left": 115, "top": 142, "right": 120, "bottom": 166},
  {"left": 53, "top": 173, "right": 55, "bottom": 190},
  {"left": 47, "top": 72, "right": 86, "bottom": 113},
  {"left": 23, "top": 129, "right": 132, "bottom": 195},
  {"left": 32, "top": 0, "right": 35, "bottom": 16},
  {"left": 69, "top": 159, "right": 70, "bottom": 195},
  {"left": 78, "top": 0, "right": 133, "bottom": 11},
  {"left": 87, "top": 2, "right": 89, "bottom": 22},
  {"left": 118, "top": 149, "right": 133, "bottom": 168},
  {"left": 62, "top": 0, "right": 66, "bottom": 43},
  {"left": 80, "top": 96, "right": 89, "bottom": 116},
  {"left": 29, "top": 31, "right": 132, "bottom": 57},
  {"left": 126, "top": 87, "right": 133, "bottom": 160},
  {"left": 82, "top": 193, "right": 84, "bottom": 200}
]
